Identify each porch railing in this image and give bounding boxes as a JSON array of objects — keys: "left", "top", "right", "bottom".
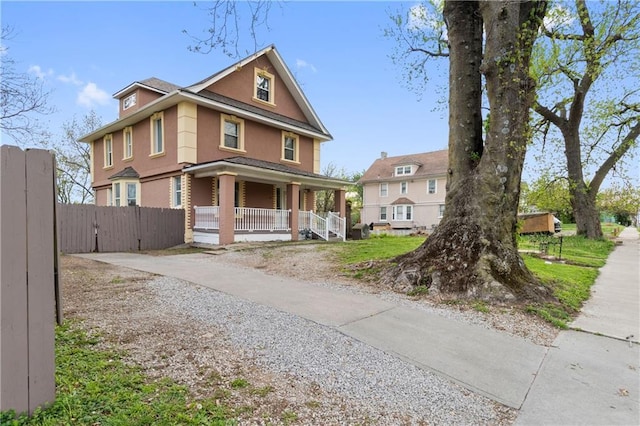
[
  {"left": 194, "top": 206, "right": 290, "bottom": 231},
  {"left": 235, "top": 207, "right": 290, "bottom": 231},
  {"left": 194, "top": 206, "right": 219, "bottom": 230},
  {"left": 298, "top": 211, "right": 346, "bottom": 241}
]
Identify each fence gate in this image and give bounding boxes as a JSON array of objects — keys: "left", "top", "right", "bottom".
[{"left": 58, "top": 204, "right": 185, "bottom": 254}]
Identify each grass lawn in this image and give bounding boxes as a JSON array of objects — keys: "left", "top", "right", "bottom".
[
  {"left": 333, "top": 228, "right": 617, "bottom": 328},
  {"left": 1, "top": 322, "right": 232, "bottom": 426}
]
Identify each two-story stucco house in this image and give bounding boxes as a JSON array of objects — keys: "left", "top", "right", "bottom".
[
  {"left": 359, "top": 150, "right": 448, "bottom": 231},
  {"left": 80, "top": 45, "right": 348, "bottom": 245}
]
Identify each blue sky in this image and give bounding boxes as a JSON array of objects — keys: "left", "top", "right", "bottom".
[{"left": 1, "top": 0, "right": 450, "bottom": 175}]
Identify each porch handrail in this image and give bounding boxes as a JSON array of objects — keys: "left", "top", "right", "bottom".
[
  {"left": 235, "top": 207, "right": 290, "bottom": 231},
  {"left": 194, "top": 206, "right": 219, "bottom": 230},
  {"left": 299, "top": 211, "right": 328, "bottom": 241},
  {"left": 327, "top": 211, "right": 346, "bottom": 241}
]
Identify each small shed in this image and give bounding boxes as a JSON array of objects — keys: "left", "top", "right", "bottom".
[{"left": 518, "top": 212, "right": 555, "bottom": 234}]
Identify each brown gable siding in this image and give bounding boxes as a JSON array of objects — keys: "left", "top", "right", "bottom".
[
  {"left": 203, "top": 57, "right": 308, "bottom": 123},
  {"left": 195, "top": 105, "right": 315, "bottom": 173},
  {"left": 118, "top": 88, "right": 166, "bottom": 118}
]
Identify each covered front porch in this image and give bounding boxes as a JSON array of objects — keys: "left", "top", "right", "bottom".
[
  {"left": 183, "top": 157, "right": 349, "bottom": 245},
  {"left": 192, "top": 207, "right": 346, "bottom": 245}
]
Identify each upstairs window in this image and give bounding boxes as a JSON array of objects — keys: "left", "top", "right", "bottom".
[
  {"left": 150, "top": 112, "right": 164, "bottom": 155},
  {"left": 282, "top": 132, "right": 299, "bottom": 162},
  {"left": 220, "top": 114, "right": 245, "bottom": 151},
  {"left": 123, "top": 127, "right": 133, "bottom": 159},
  {"left": 400, "top": 181, "right": 408, "bottom": 194},
  {"left": 379, "top": 183, "right": 388, "bottom": 197},
  {"left": 254, "top": 68, "right": 275, "bottom": 105},
  {"left": 103, "top": 134, "right": 113, "bottom": 168},
  {"left": 123, "top": 93, "right": 136, "bottom": 110},
  {"left": 428, "top": 179, "right": 437, "bottom": 194},
  {"left": 395, "top": 165, "right": 412, "bottom": 176}
]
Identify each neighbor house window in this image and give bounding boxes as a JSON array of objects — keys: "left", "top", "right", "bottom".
[
  {"left": 172, "top": 176, "right": 182, "bottom": 208},
  {"left": 380, "top": 206, "right": 387, "bottom": 221},
  {"left": 126, "top": 183, "right": 137, "bottom": 206},
  {"left": 254, "top": 68, "right": 275, "bottom": 105},
  {"left": 392, "top": 205, "right": 413, "bottom": 221},
  {"left": 439, "top": 204, "right": 445, "bottom": 218},
  {"left": 379, "top": 183, "right": 388, "bottom": 197},
  {"left": 150, "top": 112, "right": 164, "bottom": 155},
  {"left": 400, "top": 181, "right": 408, "bottom": 194},
  {"left": 123, "top": 93, "right": 136, "bottom": 110},
  {"left": 103, "top": 134, "right": 113, "bottom": 168},
  {"left": 220, "top": 114, "right": 245, "bottom": 151},
  {"left": 106, "top": 188, "right": 113, "bottom": 206},
  {"left": 282, "top": 132, "right": 299, "bottom": 162},
  {"left": 114, "top": 182, "right": 121, "bottom": 206},
  {"left": 123, "top": 127, "right": 133, "bottom": 159},
  {"left": 428, "top": 179, "right": 437, "bottom": 194},
  {"left": 395, "top": 165, "right": 411, "bottom": 176}
]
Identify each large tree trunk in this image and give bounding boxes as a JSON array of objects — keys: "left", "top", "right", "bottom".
[{"left": 382, "top": 0, "right": 551, "bottom": 302}]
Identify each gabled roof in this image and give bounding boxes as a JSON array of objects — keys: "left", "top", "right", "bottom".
[
  {"left": 109, "top": 166, "right": 139, "bottom": 180},
  {"left": 360, "top": 149, "right": 449, "bottom": 183},
  {"left": 81, "top": 45, "right": 332, "bottom": 143},
  {"left": 391, "top": 197, "right": 415, "bottom": 205},
  {"left": 185, "top": 45, "right": 330, "bottom": 138},
  {"left": 113, "top": 77, "right": 180, "bottom": 98}
]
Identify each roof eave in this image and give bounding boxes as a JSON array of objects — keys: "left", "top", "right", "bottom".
[{"left": 80, "top": 90, "right": 332, "bottom": 143}]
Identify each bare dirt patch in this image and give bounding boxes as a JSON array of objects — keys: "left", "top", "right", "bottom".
[{"left": 61, "top": 255, "right": 418, "bottom": 424}]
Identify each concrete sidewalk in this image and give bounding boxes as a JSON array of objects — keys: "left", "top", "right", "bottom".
[
  {"left": 76, "top": 229, "right": 640, "bottom": 423},
  {"left": 517, "top": 227, "right": 640, "bottom": 425}
]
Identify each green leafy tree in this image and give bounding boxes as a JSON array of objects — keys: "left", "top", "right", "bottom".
[
  {"left": 382, "top": 1, "right": 552, "bottom": 302},
  {"left": 522, "top": 176, "right": 574, "bottom": 222},
  {"left": 597, "top": 183, "right": 640, "bottom": 225},
  {"left": 531, "top": 0, "right": 640, "bottom": 238}
]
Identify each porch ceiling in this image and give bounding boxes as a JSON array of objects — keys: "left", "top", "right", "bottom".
[{"left": 183, "top": 158, "right": 350, "bottom": 191}]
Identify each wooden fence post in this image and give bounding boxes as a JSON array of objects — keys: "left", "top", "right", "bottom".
[{"left": 0, "top": 146, "right": 57, "bottom": 416}]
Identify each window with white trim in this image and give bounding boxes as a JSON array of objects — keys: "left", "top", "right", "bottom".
[
  {"left": 220, "top": 114, "right": 245, "bottom": 151},
  {"left": 254, "top": 68, "right": 275, "bottom": 105},
  {"left": 428, "top": 179, "right": 437, "bottom": 194},
  {"left": 123, "top": 93, "right": 136, "bottom": 110},
  {"left": 126, "top": 183, "right": 137, "bottom": 206},
  {"left": 106, "top": 188, "right": 113, "bottom": 206},
  {"left": 392, "top": 205, "right": 413, "bottom": 221},
  {"left": 379, "top": 183, "right": 388, "bottom": 197},
  {"left": 123, "top": 127, "right": 133, "bottom": 159},
  {"left": 172, "top": 176, "right": 182, "bottom": 208},
  {"left": 400, "top": 181, "right": 408, "bottom": 194},
  {"left": 150, "top": 112, "right": 164, "bottom": 155},
  {"left": 439, "top": 204, "right": 445, "bottom": 218},
  {"left": 380, "top": 206, "right": 387, "bottom": 221},
  {"left": 282, "top": 132, "right": 299, "bottom": 162},
  {"left": 395, "top": 165, "right": 412, "bottom": 176},
  {"left": 114, "top": 182, "right": 121, "bottom": 206},
  {"left": 104, "top": 134, "right": 113, "bottom": 168}
]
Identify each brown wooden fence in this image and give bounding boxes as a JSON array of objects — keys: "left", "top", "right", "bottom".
[{"left": 58, "top": 204, "right": 185, "bottom": 253}]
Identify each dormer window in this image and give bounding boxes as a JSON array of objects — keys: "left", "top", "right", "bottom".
[
  {"left": 395, "top": 165, "right": 412, "bottom": 176},
  {"left": 253, "top": 68, "right": 275, "bottom": 106},
  {"left": 123, "top": 93, "right": 136, "bottom": 110}
]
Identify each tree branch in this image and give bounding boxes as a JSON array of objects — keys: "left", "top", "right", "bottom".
[{"left": 591, "top": 120, "right": 640, "bottom": 193}]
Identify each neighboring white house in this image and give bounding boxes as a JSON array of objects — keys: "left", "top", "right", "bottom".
[{"left": 359, "top": 149, "right": 448, "bottom": 231}]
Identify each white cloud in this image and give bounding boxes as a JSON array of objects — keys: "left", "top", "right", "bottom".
[
  {"left": 58, "top": 72, "right": 83, "bottom": 86},
  {"left": 77, "top": 82, "right": 110, "bottom": 108},
  {"left": 296, "top": 59, "right": 317, "bottom": 73},
  {"left": 543, "top": 5, "right": 576, "bottom": 31},
  {"left": 28, "top": 65, "right": 54, "bottom": 79},
  {"left": 408, "top": 1, "right": 444, "bottom": 32}
]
